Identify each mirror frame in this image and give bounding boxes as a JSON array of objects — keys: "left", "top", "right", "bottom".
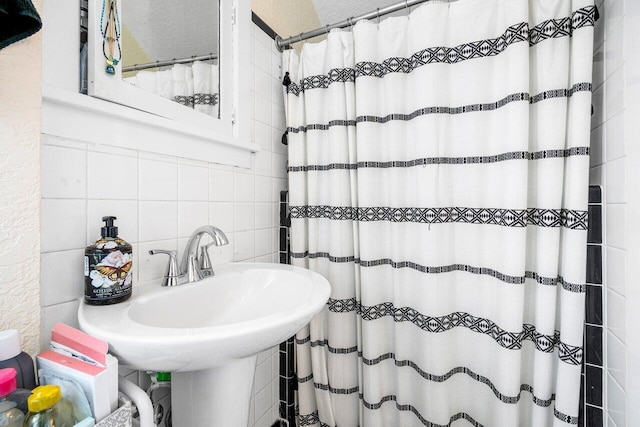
[{"left": 87, "top": 0, "right": 238, "bottom": 139}]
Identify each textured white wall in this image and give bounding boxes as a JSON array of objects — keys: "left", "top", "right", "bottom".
[{"left": 0, "top": 0, "right": 42, "bottom": 356}]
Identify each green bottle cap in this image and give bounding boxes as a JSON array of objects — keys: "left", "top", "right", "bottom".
[{"left": 156, "top": 372, "right": 171, "bottom": 382}]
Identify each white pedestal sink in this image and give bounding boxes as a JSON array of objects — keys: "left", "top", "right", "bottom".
[{"left": 78, "top": 263, "right": 330, "bottom": 427}]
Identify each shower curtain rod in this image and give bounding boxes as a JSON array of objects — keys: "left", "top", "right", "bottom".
[
  {"left": 275, "top": 0, "right": 434, "bottom": 51},
  {"left": 122, "top": 53, "right": 218, "bottom": 73}
]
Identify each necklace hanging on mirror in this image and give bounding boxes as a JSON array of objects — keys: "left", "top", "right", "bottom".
[{"left": 101, "top": 0, "right": 121, "bottom": 75}]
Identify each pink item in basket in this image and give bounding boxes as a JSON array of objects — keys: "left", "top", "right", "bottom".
[
  {"left": 0, "top": 368, "right": 17, "bottom": 397},
  {"left": 51, "top": 322, "right": 108, "bottom": 366}
]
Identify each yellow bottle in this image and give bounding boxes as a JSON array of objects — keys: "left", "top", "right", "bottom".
[{"left": 23, "top": 385, "right": 75, "bottom": 427}]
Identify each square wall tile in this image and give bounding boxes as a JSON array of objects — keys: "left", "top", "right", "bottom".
[
  {"left": 255, "top": 94, "right": 271, "bottom": 125},
  {"left": 604, "top": 0, "right": 623, "bottom": 38},
  {"left": 272, "top": 77, "right": 284, "bottom": 108},
  {"left": 234, "top": 231, "right": 255, "bottom": 261},
  {"left": 588, "top": 186, "right": 602, "bottom": 204},
  {"left": 40, "top": 249, "right": 85, "bottom": 307},
  {"left": 41, "top": 199, "right": 87, "bottom": 253},
  {"left": 589, "top": 164, "right": 603, "bottom": 187},
  {"left": 589, "top": 124, "right": 604, "bottom": 168},
  {"left": 605, "top": 66, "right": 624, "bottom": 120},
  {"left": 606, "top": 247, "right": 626, "bottom": 297},
  {"left": 178, "top": 202, "right": 209, "bottom": 238},
  {"left": 178, "top": 164, "right": 209, "bottom": 201},
  {"left": 607, "top": 288, "right": 626, "bottom": 343},
  {"left": 271, "top": 105, "right": 285, "bottom": 132},
  {"left": 592, "top": 43, "right": 605, "bottom": 89},
  {"left": 586, "top": 245, "right": 602, "bottom": 284},
  {"left": 255, "top": 203, "right": 273, "bottom": 230},
  {"left": 255, "top": 177, "right": 273, "bottom": 203},
  {"left": 87, "top": 151, "right": 138, "bottom": 200},
  {"left": 139, "top": 158, "right": 177, "bottom": 201},
  {"left": 606, "top": 110, "right": 624, "bottom": 162},
  {"left": 587, "top": 205, "right": 602, "bottom": 244},
  {"left": 605, "top": 157, "right": 626, "bottom": 203},
  {"left": 41, "top": 145, "right": 87, "bottom": 199},
  {"left": 255, "top": 150, "right": 272, "bottom": 177},
  {"left": 585, "top": 325, "right": 603, "bottom": 366},
  {"left": 591, "top": 84, "right": 605, "bottom": 129},
  {"left": 255, "top": 228, "right": 273, "bottom": 257},
  {"left": 139, "top": 201, "right": 177, "bottom": 242},
  {"left": 40, "top": 300, "right": 80, "bottom": 350},
  {"left": 271, "top": 52, "right": 282, "bottom": 81},
  {"left": 272, "top": 154, "right": 287, "bottom": 180},
  {"left": 209, "top": 169, "right": 234, "bottom": 202},
  {"left": 605, "top": 20, "right": 624, "bottom": 77},
  {"left": 585, "top": 405, "right": 603, "bottom": 427},
  {"left": 255, "top": 121, "right": 272, "bottom": 151},
  {"left": 235, "top": 202, "right": 256, "bottom": 232},
  {"left": 254, "top": 39, "right": 272, "bottom": 74},
  {"left": 255, "top": 68, "right": 272, "bottom": 101},
  {"left": 606, "top": 204, "right": 626, "bottom": 249},
  {"left": 585, "top": 365, "right": 603, "bottom": 407},
  {"left": 272, "top": 127, "right": 287, "bottom": 155},
  {"left": 607, "top": 373, "right": 626, "bottom": 414},
  {"left": 607, "top": 331, "right": 626, "bottom": 388},
  {"left": 209, "top": 202, "right": 235, "bottom": 233},
  {"left": 255, "top": 358, "right": 272, "bottom": 393},
  {"left": 585, "top": 285, "right": 603, "bottom": 326},
  {"left": 254, "top": 384, "right": 272, "bottom": 424},
  {"left": 235, "top": 171, "right": 256, "bottom": 202}
]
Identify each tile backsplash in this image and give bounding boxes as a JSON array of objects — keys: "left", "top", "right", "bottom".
[{"left": 40, "top": 24, "right": 286, "bottom": 427}]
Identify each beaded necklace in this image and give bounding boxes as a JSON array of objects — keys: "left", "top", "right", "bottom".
[{"left": 101, "top": 0, "right": 121, "bottom": 75}]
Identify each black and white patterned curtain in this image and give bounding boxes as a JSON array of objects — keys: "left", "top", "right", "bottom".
[
  {"left": 126, "top": 61, "right": 219, "bottom": 117},
  {"left": 284, "top": 0, "right": 595, "bottom": 426}
]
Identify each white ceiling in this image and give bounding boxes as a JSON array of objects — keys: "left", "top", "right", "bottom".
[
  {"left": 311, "top": 0, "right": 411, "bottom": 26},
  {"left": 123, "top": 0, "right": 219, "bottom": 64}
]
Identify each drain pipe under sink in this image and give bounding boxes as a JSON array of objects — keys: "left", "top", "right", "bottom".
[{"left": 119, "top": 375, "right": 155, "bottom": 427}]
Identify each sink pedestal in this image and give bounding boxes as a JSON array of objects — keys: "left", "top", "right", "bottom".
[{"left": 172, "top": 355, "right": 258, "bottom": 426}]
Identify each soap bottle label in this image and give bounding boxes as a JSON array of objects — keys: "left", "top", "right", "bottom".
[{"left": 85, "top": 239, "right": 132, "bottom": 304}]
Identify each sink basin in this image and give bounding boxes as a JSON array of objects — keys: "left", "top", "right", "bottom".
[{"left": 78, "top": 262, "right": 330, "bottom": 426}]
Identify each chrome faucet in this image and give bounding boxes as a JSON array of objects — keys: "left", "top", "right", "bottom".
[{"left": 149, "top": 225, "right": 229, "bottom": 286}]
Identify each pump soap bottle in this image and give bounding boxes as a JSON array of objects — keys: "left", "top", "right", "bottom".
[{"left": 84, "top": 216, "right": 133, "bottom": 305}]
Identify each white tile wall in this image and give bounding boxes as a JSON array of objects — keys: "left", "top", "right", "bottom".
[
  {"left": 40, "top": 24, "right": 287, "bottom": 427},
  {"left": 588, "top": 0, "right": 640, "bottom": 425}
]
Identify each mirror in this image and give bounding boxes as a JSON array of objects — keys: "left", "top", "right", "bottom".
[
  {"left": 87, "top": 0, "right": 237, "bottom": 135},
  {"left": 120, "top": 0, "right": 220, "bottom": 119}
]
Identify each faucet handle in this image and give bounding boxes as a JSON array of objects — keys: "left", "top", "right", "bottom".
[
  {"left": 199, "top": 243, "right": 216, "bottom": 277},
  {"left": 149, "top": 249, "right": 181, "bottom": 287}
]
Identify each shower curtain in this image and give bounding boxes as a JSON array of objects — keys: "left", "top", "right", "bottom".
[
  {"left": 125, "top": 61, "right": 219, "bottom": 117},
  {"left": 283, "top": 0, "right": 595, "bottom": 426}
]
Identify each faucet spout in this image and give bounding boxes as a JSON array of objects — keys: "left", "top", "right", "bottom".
[{"left": 181, "top": 225, "right": 229, "bottom": 282}]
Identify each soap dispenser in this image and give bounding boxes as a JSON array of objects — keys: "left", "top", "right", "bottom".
[{"left": 84, "top": 216, "right": 133, "bottom": 305}]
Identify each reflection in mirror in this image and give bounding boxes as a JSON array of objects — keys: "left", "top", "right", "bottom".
[{"left": 119, "top": 0, "right": 220, "bottom": 119}]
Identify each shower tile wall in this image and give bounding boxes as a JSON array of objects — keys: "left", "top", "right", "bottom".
[
  {"left": 278, "top": 190, "right": 297, "bottom": 426},
  {"left": 588, "top": 0, "right": 634, "bottom": 425},
  {"left": 39, "top": 23, "right": 286, "bottom": 427},
  {"left": 580, "top": 186, "right": 604, "bottom": 426}
]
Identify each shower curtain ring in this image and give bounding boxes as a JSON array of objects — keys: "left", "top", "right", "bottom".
[
  {"left": 376, "top": 8, "right": 381, "bottom": 23},
  {"left": 325, "top": 25, "right": 330, "bottom": 35}
]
